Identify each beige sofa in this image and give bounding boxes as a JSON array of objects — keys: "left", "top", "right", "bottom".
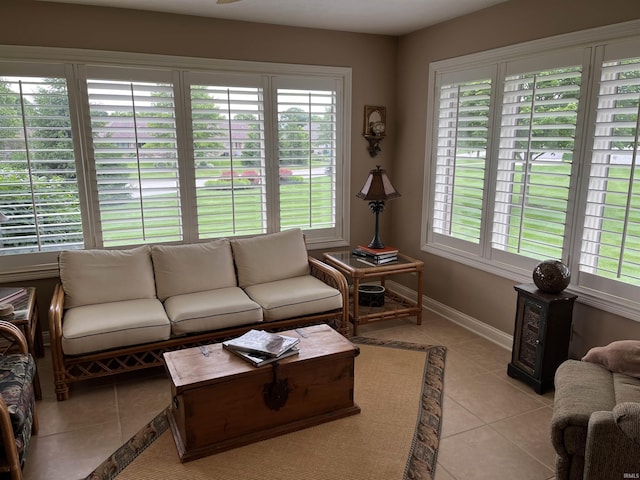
[
  {"left": 48, "top": 229, "right": 348, "bottom": 401},
  {"left": 551, "top": 359, "right": 640, "bottom": 480}
]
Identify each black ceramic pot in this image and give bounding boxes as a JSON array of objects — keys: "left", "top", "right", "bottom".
[{"left": 532, "top": 260, "right": 571, "bottom": 293}]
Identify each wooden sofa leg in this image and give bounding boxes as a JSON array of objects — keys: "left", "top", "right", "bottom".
[{"left": 55, "top": 384, "right": 69, "bottom": 402}]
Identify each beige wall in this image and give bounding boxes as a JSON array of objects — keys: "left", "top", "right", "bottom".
[
  {"left": 394, "top": 0, "right": 640, "bottom": 357},
  {"left": 3, "top": 0, "right": 640, "bottom": 356}
]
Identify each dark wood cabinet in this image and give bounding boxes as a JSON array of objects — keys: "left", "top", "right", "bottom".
[{"left": 507, "top": 283, "right": 577, "bottom": 394}]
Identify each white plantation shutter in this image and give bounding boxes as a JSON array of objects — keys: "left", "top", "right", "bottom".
[
  {"left": 432, "top": 76, "right": 492, "bottom": 247},
  {"left": 580, "top": 54, "right": 640, "bottom": 288},
  {"left": 0, "top": 49, "right": 350, "bottom": 277},
  {"left": 188, "top": 81, "right": 267, "bottom": 238},
  {"left": 492, "top": 65, "right": 581, "bottom": 261},
  {"left": 85, "top": 70, "right": 182, "bottom": 246},
  {"left": 0, "top": 74, "right": 82, "bottom": 254},
  {"left": 276, "top": 83, "right": 337, "bottom": 231}
]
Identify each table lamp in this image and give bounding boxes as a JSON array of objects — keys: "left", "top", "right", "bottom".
[{"left": 356, "top": 165, "right": 400, "bottom": 249}]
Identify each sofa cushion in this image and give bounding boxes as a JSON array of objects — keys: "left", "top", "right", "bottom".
[
  {"left": 151, "top": 239, "right": 237, "bottom": 301},
  {"left": 244, "top": 275, "right": 342, "bottom": 322},
  {"left": 165, "top": 287, "right": 263, "bottom": 335},
  {"left": 582, "top": 340, "right": 640, "bottom": 378},
  {"left": 61, "top": 299, "right": 171, "bottom": 355},
  {"left": 60, "top": 246, "right": 156, "bottom": 308},
  {"left": 231, "top": 229, "right": 310, "bottom": 288}
]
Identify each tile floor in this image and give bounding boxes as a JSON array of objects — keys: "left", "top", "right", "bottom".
[{"left": 23, "top": 311, "right": 557, "bottom": 480}]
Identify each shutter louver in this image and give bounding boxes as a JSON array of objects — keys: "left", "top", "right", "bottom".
[
  {"left": 581, "top": 57, "right": 640, "bottom": 286},
  {"left": 190, "top": 85, "right": 266, "bottom": 237},
  {"left": 492, "top": 67, "right": 581, "bottom": 260},
  {"left": 0, "top": 76, "right": 82, "bottom": 254},
  {"left": 433, "top": 78, "right": 491, "bottom": 244},
  {"left": 87, "top": 78, "right": 182, "bottom": 246},
  {"left": 277, "top": 88, "right": 337, "bottom": 231}
]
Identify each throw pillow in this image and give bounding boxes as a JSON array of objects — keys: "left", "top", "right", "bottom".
[
  {"left": 59, "top": 245, "right": 156, "bottom": 308},
  {"left": 231, "top": 228, "right": 310, "bottom": 288},
  {"left": 582, "top": 340, "right": 640, "bottom": 378},
  {"left": 151, "top": 239, "right": 236, "bottom": 301}
]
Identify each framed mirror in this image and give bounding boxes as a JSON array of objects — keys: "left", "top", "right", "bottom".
[{"left": 363, "top": 106, "right": 386, "bottom": 137}]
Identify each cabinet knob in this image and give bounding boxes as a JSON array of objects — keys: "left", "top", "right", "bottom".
[{"left": 535, "top": 339, "right": 541, "bottom": 345}]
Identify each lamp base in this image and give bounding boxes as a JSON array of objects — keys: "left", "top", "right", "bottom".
[
  {"left": 368, "top": 238, "right": 385, "bottom": 249},
  {"left": 368, "top": 201, "right": 385, "bottom": 249}
]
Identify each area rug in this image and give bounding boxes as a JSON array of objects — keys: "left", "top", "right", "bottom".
[{"left": 86, "top": 337, "right": 446, "bottom": 480}]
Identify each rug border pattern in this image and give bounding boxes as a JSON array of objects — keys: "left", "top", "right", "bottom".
[
  {"left": 85, "top": 337, "right": 446, "bottom": 480},
  {"left": 351, "top": 336, "right": 446, "bottom": 480}
]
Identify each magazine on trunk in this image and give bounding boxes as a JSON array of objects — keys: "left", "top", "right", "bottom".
[
  {"left": 223, "top": 344, "right": 299, "bottom": 367},
  {"left": 222, "top": 329, "right": 300, "bottom": 358}
]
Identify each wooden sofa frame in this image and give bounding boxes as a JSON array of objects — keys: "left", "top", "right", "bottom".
[{"left": 48, "top": 256, "right": 349, "bottom": 401}]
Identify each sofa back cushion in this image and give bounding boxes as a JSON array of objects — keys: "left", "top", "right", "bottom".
[
  {"left": 60, "top": 245, "right": 156, "bottom": 308},
  {"left": 231, "top": 228, "right": 310, "bottom": 288},
  {"left": 151, "top": 239, "right": 237, "bottom": 301}
]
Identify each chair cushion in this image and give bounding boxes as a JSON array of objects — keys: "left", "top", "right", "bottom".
[
  {"left": 244, "top": 275, "right": 342, "bottom": 322},
  {"left": 231, "top": 229, "right": 310, "bottom": 288},
  {"left": 0, "top": 354, "right": 36, "bottom": 433},
  {"left": 61, "top": 299, "right": 171, "bottom": 355},
  {"left": 151, "top": 239, "right": 237, "bottom": 301},
  {"left": 59, "top": 245, "right": 156, "bottom": 308},
  {"left": 165, "top": 287, "right": 263, "bottom": 335},
  {"left": 0, "top": 354, "right": 36, "bottom": 464}
]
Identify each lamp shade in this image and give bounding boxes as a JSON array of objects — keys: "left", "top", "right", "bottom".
[{"left": 356, "top": 166, "right": 401, "bottom": 201}]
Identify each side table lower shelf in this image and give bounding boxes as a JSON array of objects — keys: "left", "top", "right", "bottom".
[{"left": 349, "top": 290, "right": 420, "bottom": 331}]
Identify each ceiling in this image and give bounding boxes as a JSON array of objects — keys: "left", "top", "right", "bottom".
[{"left": 38, "top": 0, "right": 511, "bottom": 35}]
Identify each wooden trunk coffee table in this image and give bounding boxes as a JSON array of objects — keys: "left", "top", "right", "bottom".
[{"left": 163, "top": 324, "right": 360, "bottom": 462}]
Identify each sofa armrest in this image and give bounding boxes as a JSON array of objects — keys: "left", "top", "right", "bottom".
[
  {"left": 308, "top": 256, "right": 349, "bottom": 336},
  {"left": 551, "top": 359, "right": 619, "bottom": 480},
  {"left": 584, "top": 406, "right": 640, "bottom": 480}
]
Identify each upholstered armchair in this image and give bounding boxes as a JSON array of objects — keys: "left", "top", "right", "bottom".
[
  {"left": 0, "top": 321, "right": 38, "bottom": 480},
  {"left": 551, "top": 359, "right": 640, "bottom": 480}
]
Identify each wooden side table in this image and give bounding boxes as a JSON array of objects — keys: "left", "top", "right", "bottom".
[
  {"left": 507, "top": 283, "right": 577, "bottom": 394},
  {"left": 323, "top": 251, "right": 423, "bottom": 335},
  {"left": 4, "top": 287, "right": 44, "bottom": 400}
]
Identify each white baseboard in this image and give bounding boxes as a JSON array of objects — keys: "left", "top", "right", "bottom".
[{"left": 386, "top": 280, "right": 513, "bottom": 351}]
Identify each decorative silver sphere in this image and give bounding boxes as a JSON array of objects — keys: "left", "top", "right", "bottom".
[{"left": 533, "top": 260, "right": 571, "bottom": 293}]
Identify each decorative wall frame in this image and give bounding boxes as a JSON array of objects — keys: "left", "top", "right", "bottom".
[{"left": 363, "top": 106, "right": 386, "bottom": 157}]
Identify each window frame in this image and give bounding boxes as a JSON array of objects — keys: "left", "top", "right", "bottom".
[
  {"left": 0, "top": 46, "right": 352, "bottom": 281},
  {"left": 422, "top": 19, "right": 640, "bottom": 322}
]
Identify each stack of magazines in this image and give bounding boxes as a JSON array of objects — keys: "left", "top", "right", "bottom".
[
  {"left": 352, "top": 245, "right": 398, "bottom": 265},
  {"left": 222, "top": 329, "right": 300, "bottom": 367}
]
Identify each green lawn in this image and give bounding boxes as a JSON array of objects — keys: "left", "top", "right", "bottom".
[{"left": 99, "top": 179, "right": 334, "bottom": 245}]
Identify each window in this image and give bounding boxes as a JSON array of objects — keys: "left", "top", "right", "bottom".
[
  {"left": 432, "top": 72, "right": 493, "bottom": 253},
  {"left": 580, "top": 50, "right": 640, "bottom": 295},
  {"left": 492, "top": 64, "right": 581, "bottom": 262},
  {"left": 424, "top": 24, "right": 640, "bottom": 319},
  {"left": 188, "top": 79, "right": 266, "bottom": 239},
  {"left": 0, "top": 72, "right": 82, "bottom": 255},
  {"left": 86, "top": 69, "right": 183, "bottom": 246},
  {"left": 0, "top": 48, "right": 351, "bottom": 278},
  {"left": 276, "top": 82, "right": 337, "bottom": 232}
]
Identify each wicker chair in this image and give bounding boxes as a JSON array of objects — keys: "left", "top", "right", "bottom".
[{"left": 0, "top": 321, "right": 38, "bottom": 480}]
